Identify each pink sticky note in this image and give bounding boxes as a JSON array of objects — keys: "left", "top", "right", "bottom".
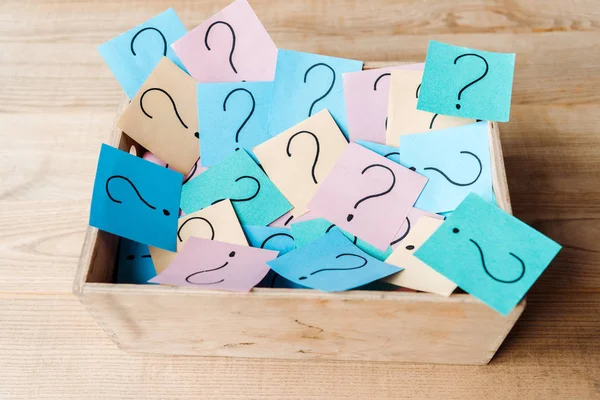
[
  {"left": 390, "top": 207, "right": 444, "bottom": 250},
  {"left": 308, "top": 143, "right": 427, "bottom": 251},
  {"left": 343, "top": 63, "right": 424, "bottom": 143},
  {"left": 171, "top": 0, "right": 278, "bottom": 82},
  {"left": 149, "top": 238, "right": 278, "bottom": 291},
  {"left": 143, "top": 151, "right": 205, "bottom": 184}
]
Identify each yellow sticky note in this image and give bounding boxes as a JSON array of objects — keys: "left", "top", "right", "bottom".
[
  {"left": 253, "top": 109, "right": 348, "bottom": 217},
  {"left": 386, "top": 70, "right": 474, "bottom": 146},
  {"left": 384, "top": 216, "right": 457, "bottom": 296},
  {"left": 117, "top": 57, "right": 199, "bottom": 174}
]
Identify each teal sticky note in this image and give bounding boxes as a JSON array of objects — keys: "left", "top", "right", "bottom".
[
  {"left": 90, "top": 144, "right": 182, "bottom": 251},
  {"left": 399, "top": 122, "right": 493, "bottom": 213},
  {"left": 417, "top": 41, "right": 515, "bottom": 122},
  {"left": 197, "top": 81, "right": 274, "bottom": 166},
  {"left": 268, "top": 230, "right": 400, "bottom": 292},
  {"left": 180, "top": 149, "right": 292, "bottom": 225},
  {"left": 98, "top": 8, "right": 188, "bottom": 99},
  {"left": 116, "top": 238, "right": 157, "bottom": 284},
  {"left": 415, "top": 193, "right": 561, "bottom": 315},
  {"left": 291, "top": 218, "right": 393, "bottom": 261},
  {"left": 356, "top": 140, "right": 400, "bottom": 164},
  {"left": 268, "top": 49, "right": 363, "bottom": 139}
]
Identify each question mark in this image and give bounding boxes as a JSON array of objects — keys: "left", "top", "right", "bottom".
[
  {"left": 373, "top": 72, "right": 391, "bottom": 130},
  {"left": 326, "top": 224, "right": 358, "bottom": 245},
  {"left": 415, "top": 83, "right": 438, "bottom": 129},
  {"left": 347, "top": 164, "right": 396, "bottom": 222},
  {"left": 303, "top": 63, "right": 335, "bottom": 118},
  {"left": 453, "top": 54, "right": 489, "bottom": 110},
  {"left": 140, "top": 87, "right": 199, "bottom": 139},
  {"left": 286, "top": 130, "right": 320, "bottom": 184},
  {"left": 409, "top": 151, "right": 482, "bottom": 187},
  {"left": 211, "top": 175, "right": 261, "bottom": 205},
  {"left": 299, "top": 253, "right": 367, "bottom": 280},
  {"left": 223, "top": 88, "right": 255, "bottom": 151},
  {"left": 390, "top": 217, "right": 410, "bottom": 246},
  {"left": 105, "top": 175, "right": 171, "bottom": 216},
  {"left": 204, "top": 21, "right": 238, "bottom": 74},
  {"left": 185, "top": 250, "right": 236, "bottom": 285},
  {"left": 130, "top": 27, "right": 167, "bottom": 57},
  {"left": 177, "top": 217, "right": 215, "bottom": 242}
]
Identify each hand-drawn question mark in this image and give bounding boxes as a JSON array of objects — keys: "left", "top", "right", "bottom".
[
  {"left": 177, "top": 217, "right": 215, "bottom": 242},
  {"left": 452, "top": 227, "right": 525, "bottom": 283},
  {"left": 390, "top": 217, "right": 410, "bottom": 246},
  {"left": 374, "top": 72, "right": 391, "bottom": 130},
  {"left": 204, "top": 21, "right": 238, "bottom": 74},
  {"left": 453, "top": 54, "right": 489, "bottom": 110},
  {"left": 409, "top": 151, "right": 482, "bottom": 186},
  {"left": 105, "top": 175, "right": 171, "bottom": 216},
  {"left": 260, "top": 233, "right": 294, "bottom": 249},
  {"left": 347, "top": 164, "right": 396, "bottom": 222},
  {"left": 130, "top": 27, "right": 167, "bottom": 57},
  {"left": 185, "top": 250, "right": 236, "bottom": 285},
  {"left": 223, "top": 88, "right": 255, "bottom": 151},
  {"left": 416, "top": 83, "right": 438, "bottom": 129},
  {"left": 299, "top": 253, "right": 367, "bottom": 280},
  {"left": 303, "top": 63, "right": 335, "bottom": 118},
  {"left": 140, "top": 87, "right": 199, "bottom": 138},
  {"left": 326, "top": 223, "right": 358, "bottom": 245},
  {"left": 211, "top": 175, "right": 261, "bottom": 205},
  {"left": 286, "top": 130, "right": 321, "bottom": 184},
  {"left": 384, "top": 151, "right": 400, "bottom": 160}
]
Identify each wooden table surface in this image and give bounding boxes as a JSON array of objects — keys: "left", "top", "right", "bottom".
[{"left": 1, "top": 0, "right": 599, "bottom": 398}]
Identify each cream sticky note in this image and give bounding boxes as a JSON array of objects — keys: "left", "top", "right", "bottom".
[
  {"left": 386, "top": 69, "right": 474, "bottom": 146},
  {"left": 390, "top": 207, "right": 444, "bottom": 250},
  {"left": 117, "top": 57, "right": 199, "bottom": 174},
  {"left": 148, "top": 245, "right": 177, "bottom": 274},
  {"left": 385, "top": 216, "right": 457, "bottom": 296},
  {"left": 253, "top": 109, "right": 348, "bottom": 217}
]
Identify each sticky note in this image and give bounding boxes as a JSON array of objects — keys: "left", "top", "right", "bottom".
[
  {"left": 417, "top": 41, "right": 516, "bottom": 122},
  {"left": 254, "top": 110, "right": 348, "bottom": 216},
  {"left": 268, "top": 230, "right": 400, "bottom": 292},
  {"left": 386, "top": 69, "right": 475, "bottom": 145},
  {"left": 308, "top": 143, "right": 427, "bottom": 251},
  {"left": 89, "top": 144, "right": 182, "bottom": 251},
  {"left": 390, "top": 207, "right": 444, "bottom": 250},
  {"left": 172, "top": 0, "right": 277, "bottom": 83},
  {"left": 116, "top": 238, "right": 157, "bottom": 284},
  {"left": 150, "top": 238, "right": 278, "bottom": 291},
  {"left": 343, "top": 63, "right": 423, "bottom": 143},
  {"left": 243, "top": 225, "right": 295, "bottom": 255},
  {"left": 142, "top": 151, "right": 205, "bottom": 184},
  {"left": 356, "top": 140, "right": 400, "bottom": 164},
  {"left": 416, "top": 193, "right": 561, "bottom": 315},
  {"left": 385, "top": 217, "right": 457, "bottom": 296},
  {"left": 399, "top": 122, "right": 493, "bottom": 213},
  {"left": 117, "top": 57, "right": 199, "bottom": 174},
  {"left": 180, "top": 149, "right": 292, "bottom": 225},
  {"left": 148, "top": 246, "right": 177, "bottom": 275},
  {"left": 268, "top": 49, "right": 363, "bottom": 139},
  {"left": 268, "top": 211, "right": 295, "bottom": 228},
  {"left": 98, "top": 8, "right": 188, "bottom": 99}
]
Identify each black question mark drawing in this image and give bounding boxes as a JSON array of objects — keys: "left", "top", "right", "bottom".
[
  {"left": 283, "top": 215, "right": 294, "bottom": 226},
  {"left": 384, "top": 151, "right": 400, "bottom": 159},
  {"left": 105, "top": 175, "right": 171, "bottom": 216},
  {"left": 347, "top": 164, "right": 396, "bottom": 222},
  {"left": 409, "top": 151, "right": 482, "bottom": 187},
  {"left": 286, "top": 130, "right": 321, "bottom": 184},
  {"left": 373, "top": 72, "right": 391, "bottom": 130},
  {"left": 260, "top": 233, "right": 294, "bottom": 249},
  {"left": 204, "top": 21, "right": 238, "bottom": 74},
  {"left": 185, "top": 250, "right": 236, "bottom": 285},
  {"left": 303, "top": 63, "right": 335, "bottom": 118},
  {"left": 182, "top": 158, "right": 200, "bottom": 185},
  {"left": 453, "top": 54, "right": 489, "bottom": 110},
  {"left": 299, "top": 253, "right": 367, "bottom": 281},
  {"left": 416, "top": 83, "right": 438, "bottom": 129},
  {"left": 326, "top": 224, "right": 358, "bottom": 245},
  {"left": 130, "top": 27, "right": 167, "bottom": 57},
  {"left": 452, "top": 227, "right": 525, "bottom": 283},
  {"left": 211, "top": 175, "right": 261, "bottom": 205},
  {"left": 223, "top": 88, "right": 255, "bottom": 151},
  {"left": 140, "top": 87, "right": 199, "bottom": 139},
  {"left": 177, "top": 217, "right": 215, "bottom": 242},
  {"left": 390, "top": 217, "right": 410, "bottom": 246}
]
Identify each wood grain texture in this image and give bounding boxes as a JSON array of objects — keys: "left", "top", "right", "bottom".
[{"left": 0, "top": 0, "right": 599, "bottom": 398}]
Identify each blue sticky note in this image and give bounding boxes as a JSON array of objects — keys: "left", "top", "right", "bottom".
[
  {"left": 415, "top": 193, "right": 561, "bottom": 315},
  {"left": 356, "top": 140, "right": 400, "bottom": 164},
  {"left": 98, "top": 8, "right": 188, "bottom": 99},
  {"left": 90, "top": 144, "right": 182, "bottom": 251},
  {"left": 399, "top": 122, "right": 493, "bottom": 213},
  {"left": 268, "top": 230, "right": 400, "bottom": 291},
  {"left": 243, "top": 225, "right": 295, "bottom": 256},
  {"left": 116, "top": 238, "right": 157, "bottom": 284},
  {"left": 417, "top": 41, "right": 515, "bottom": 122},
  {"left": 268, "top": 49, "right": 363, "bottom": 139},
  {"left": 198, "top": 81, "right": 274, "bottom": 166},
  {"left": 180, "top": 149, "right": 292, "bottom": 225}
]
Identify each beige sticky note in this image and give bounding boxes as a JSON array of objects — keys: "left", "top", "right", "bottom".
[
  {"left": 148, "top": 246, "right": 177, "bottom": 275},
  {"left": 385, "top": 216, "right": 457, "bottom": 296},
  {"left": 253, "top": 109, "right": 348, "bottom": 217},
  {"left": 117, "top": 57, "right": 199, "bottom": 174},
  {"left": 386, "top": 70, "right": 474, "bottom": 146}
]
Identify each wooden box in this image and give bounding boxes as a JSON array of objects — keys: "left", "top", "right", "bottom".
[{"left": 73, "top": 62, "right": 525, "bottom": 365}]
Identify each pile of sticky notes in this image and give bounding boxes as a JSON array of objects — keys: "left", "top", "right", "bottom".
[{"left": 92, "top": 0, "right": 561, "bottom": 316}]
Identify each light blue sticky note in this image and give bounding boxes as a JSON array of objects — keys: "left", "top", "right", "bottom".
[
  {"left": 180, "top": 149, "right": 292, "bottom": 225},
  {"left": 268, "top": 49, "right": 363, "bottom": 139},
  {"left": 356, "top": 140, "right": 400, "bottom": 164},
  {"left": 198, "top": 81, "right": 274, "bottom": 166},
  {"left": 399, "top": 122, "right": 493, "bottom": 213},
  {"left": 116, "top": 238, "right": 157, "bottom": 284},
  {"left": 243, "top": 225, "right": 295, "bottom": 256},
  {"left": 417, "top": 40, "right": 515, "bottom": 122},
  {"left": 415, "top": 193, "right": 561, "bottom": 315},
  {"left": 98, "top": 8, "right": 188, "bottom": 99},
  {"left": 90, "top": 144, "right": 182, "bottom": 251},
  {"left": 268, "top": 230, "right": 400, "bottom": 292}
]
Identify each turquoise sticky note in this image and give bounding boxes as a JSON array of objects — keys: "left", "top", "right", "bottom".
[
  {"left": 268, "top": 230, "right": 400, "bottom": 292},
  {"left": 268, "top": 49, "right": 363, "bottom": 139},
  {"left": 180, "top": 149, "right": 292, "bottom": 225},
  {"left": 356, "top": 140, "right": 400, "bottom": 164},
  {"left": 197, "top": 81, "right": 274, "bottom": 166},
  {"left": 243, "top": 225, "right": 295, "bottom": 256},
  {"left": 399, "top": 122, "right": 493, "bottom": 213},
  {"left": 90, "top": 144, "right": 182, "bottom": 251},
  {"left": 415, "top": 193, "right": 561, "bottom": 315},
  {"left": 98, "top": 8, "right": 188, "bottom": 99},
  {"left": 116, "top": 238, "right": 157, "bottom": 284},
  {"left": 417, "top": 41, "right": 515, "bottom": 122}
]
